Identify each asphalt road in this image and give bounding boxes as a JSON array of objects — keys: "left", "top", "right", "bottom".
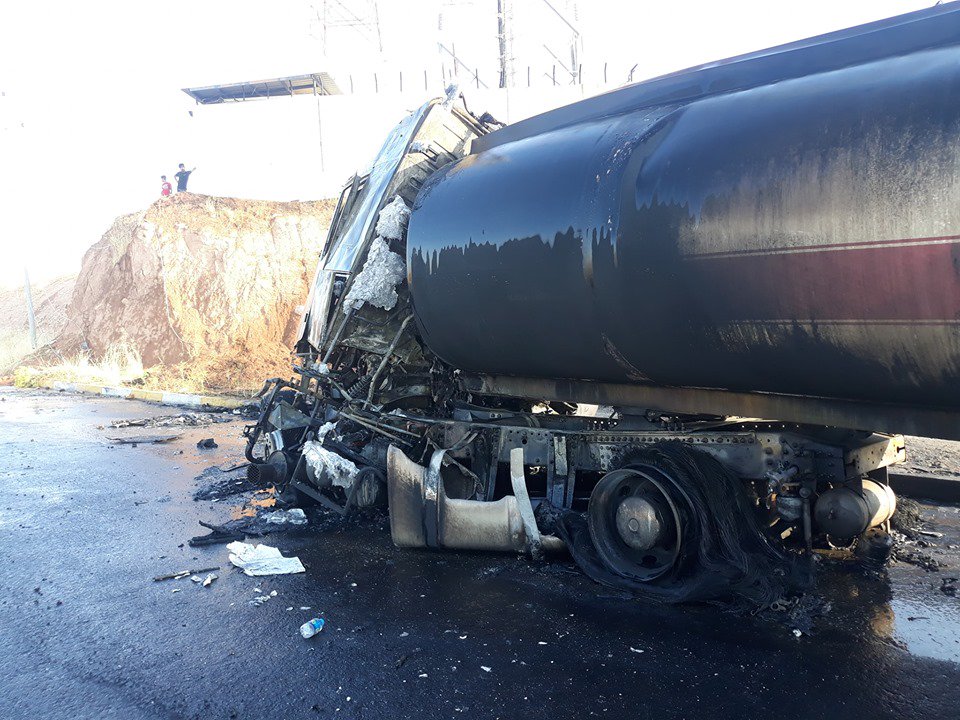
[{"left": 1, "top": 388, "right": 959, "bottom": 720}]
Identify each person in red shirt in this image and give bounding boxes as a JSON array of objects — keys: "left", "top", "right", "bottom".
[{"left": 160, "top": 176, "right": 172, "bottom": 196}]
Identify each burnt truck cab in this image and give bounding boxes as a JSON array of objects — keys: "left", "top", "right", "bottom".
[{"left": 243, "top": 5, "right": 960, "bottom": 602}]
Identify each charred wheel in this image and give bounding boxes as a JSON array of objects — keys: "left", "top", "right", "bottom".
[{"left": 587, "top": 465, "right": 688, "bottom": 582}]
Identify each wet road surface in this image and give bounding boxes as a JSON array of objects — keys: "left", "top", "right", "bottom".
[{"left": 1, "top": 388, "right": 959, "bottom": 720}]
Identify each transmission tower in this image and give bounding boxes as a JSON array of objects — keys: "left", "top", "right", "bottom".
[
  {"left": 540, "top": 0, "right": 581, "bottom": 84},
  {"left": 313, "top": 0, "right": 383, "bottom": 55}
]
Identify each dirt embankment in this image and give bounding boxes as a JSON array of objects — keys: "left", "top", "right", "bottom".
[
  {"left": 0, "top": 275, "right": 76, "bottom": 372},
  {"left": 56, "top": 193, "right": 336, "bottom": 390}
]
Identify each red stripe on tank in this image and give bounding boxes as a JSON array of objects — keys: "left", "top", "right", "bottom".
[{"left": 687, "top": 239, "right": 960, "bottom": 322}]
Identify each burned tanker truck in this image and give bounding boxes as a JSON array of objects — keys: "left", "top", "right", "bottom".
[{"left": 245, "top": 5, "right": 960, "bottom": 601}]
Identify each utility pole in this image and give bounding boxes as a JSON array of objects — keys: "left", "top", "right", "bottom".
[
  {"left": 23, "top": 267, "right": 37, "bottom": 350},
  {"left": 313, "top": 87, "right": 326, "bottom": 172}
]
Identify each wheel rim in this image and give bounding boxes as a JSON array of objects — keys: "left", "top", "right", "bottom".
[{"left": 587, "top": 466, "right": 684, "bottom": 582}]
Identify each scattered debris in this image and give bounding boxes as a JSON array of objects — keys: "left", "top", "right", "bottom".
[
  {"left": 172, "top": 588, "right": 181, "bottom": 593},
  {"left": 300, "top": 618, "right": 326, "bottom": 638},
  {"left": 226, "top": 541, "right": 306, "bottom": 576},
  {"left": 480, "top": 666, "right": 492, "bottom": 673},
  {"left": 108, "top": 434, "right": 182, "bottom": 445},
  {"left": 888, "top": 498, "right": 950, "bottom": 571},
  {"left": 109, "top": 413, "right": 231, "bottom": 429},
  {"left": 395, "top": 649, "right": 420, "bottom": 669},
  {"left": 767, "top": 593, "right": 832, "bottom": 635},
  {"left": 263, "top": 509, "right": 308, "bottom": 525},
  {"left": 628, "top": 647, "right": 644, "bottom": 654},
  {"left": 189, "top": 520, "right": 246, "bottom": 547},
  {"left": 894, "top": 544, "right": 943, "bottom": 572},
  {"left": 792, "top": 629, "right": 803, "bottom": 638},
  {"left": 202, "top": 573, "right": 217, "bottom": 587},
  {"left": 190, "top": 575, "right": 203, "bottom": 583},
  {"left": 192, "top": 465, "right": 260, "bottom": 501},
  {"left": 153, "top": 566, "right": 221, "bottom": 582},
  {"left": 197, "top": 438, "right": 218, "bottom": 449},
  {"left": 891, "top": 497, "right": 925, "bottom": 540},
  {"left": 250, "top": 590, "right": 279, "bottom": 606}
]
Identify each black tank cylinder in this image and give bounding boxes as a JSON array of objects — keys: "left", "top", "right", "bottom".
[{"left": 407, "top": 16, "right": 960, "bottom": 408}]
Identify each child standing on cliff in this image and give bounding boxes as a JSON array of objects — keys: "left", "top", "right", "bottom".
[{"left": 160, "top": 176, "right": 172, "bottom": 197}]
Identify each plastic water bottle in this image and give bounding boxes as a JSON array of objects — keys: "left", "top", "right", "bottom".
[{"left": 300, "top": 618, "right": 325, "bottom": 638}]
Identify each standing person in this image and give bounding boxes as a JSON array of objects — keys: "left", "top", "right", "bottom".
[
  {"left": 160, "top": 175, "right": 172, "bottom": 196},
  {"left": 174, "top": 163, "right": 195, "bottom": 192}
]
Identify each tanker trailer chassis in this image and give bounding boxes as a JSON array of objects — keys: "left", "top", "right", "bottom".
[{"left": 245, "top": 366, "right": 904, "bottom": 596}]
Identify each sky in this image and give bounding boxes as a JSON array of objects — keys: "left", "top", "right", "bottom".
[{"left": 0, "top": 0, "right": 935, "bottom": 289}]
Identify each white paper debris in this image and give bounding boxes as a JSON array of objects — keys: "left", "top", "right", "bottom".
[
  {"left": 263, "top": 508, "right": 308, "bottom": 525},
  {"left": 629, "top": 647, "right": 644, "bottom": 654},
  {"left": 249, "top": 589, "right": 279, "bottom": 606},
  {"left": 202, "top": 573, "right": 217, "bottom": 587},
  {"left": 226, "top": 541, "right": 306, "bottom": 576},
  {"left": 190, "top": 575, "right": 202, "bottom": 583},
  {"left": 375, "top": 196, "right": 411, "bottom": 241},
  {"left": 303, "top": 440, "right": 359, "bottom": 489},
  {"left": 480, "top": 666, "right": 492, "bottom": 673},
  {"left": 342, "top": 237, "right": 406, "bottom": 313}
]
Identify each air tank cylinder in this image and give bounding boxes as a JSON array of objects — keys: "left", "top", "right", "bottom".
[{"left": 813, "top": 480, "right": 897, "bottom": 538}]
